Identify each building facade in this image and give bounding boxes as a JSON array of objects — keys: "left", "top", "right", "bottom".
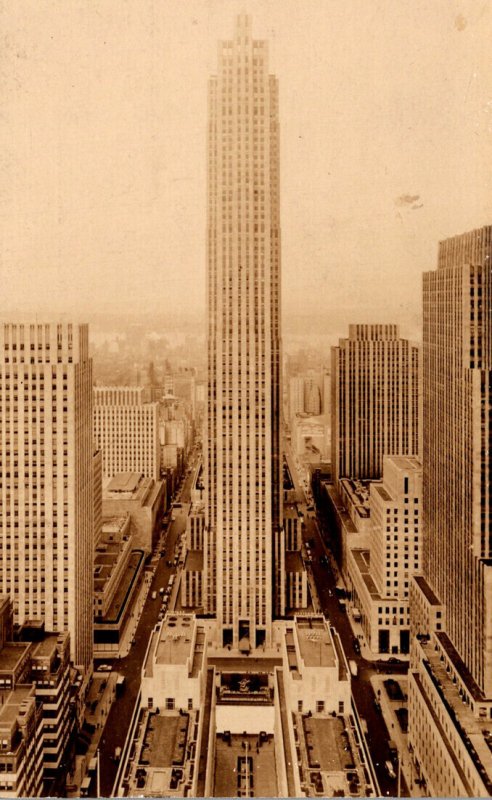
[
  {"left": 93, "top": 386, "right": 160, "bottom": 481},
  {"left": 0, "top": 322, "right": 94, "bottom": 669},
  {"left": 331, "top": 324, "right": 421, "bottom": 487},
  {"left": 408, "top": 225, "right": 492, "bottom": 795},
  {"left": 204, "top": 14, "right": 283, "bottom": 648}
]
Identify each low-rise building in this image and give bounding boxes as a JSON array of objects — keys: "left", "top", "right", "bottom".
[{"left": 102, "top": 472, "right": 165, "bottom": 553}]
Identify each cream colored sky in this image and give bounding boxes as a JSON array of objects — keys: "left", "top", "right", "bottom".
[{"left": 1, "top": 0, "right": 491, "bottom": 326}]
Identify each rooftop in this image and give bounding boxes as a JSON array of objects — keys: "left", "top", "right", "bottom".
[
  {"left": 213, "top": 732, "right": 278, "bottom": 798},
  {"left": 155, "top": 615, "right": 195, "bottom": 667},
  {"left": 294, "top": 713, "right": 369, "bottom": 796},
  {"left": 122, "top": 708, "right": 198, "bottom": 796},
  {"left": 352, "top": 549, "right": 381, "bottom": 599},
  {"left": 184, "top": 550, "right": 203, "bottom": 572},
  {"left": 95, "top": 550, "right": 144, "bottom": 624},
  {"left": 0, "top": 643, "right": 30, "bottom": 673},
  {"left": 285, "top": 551, "right": 304, "bottom": 572},
  {"left": 413, "top": 575, "right": 441, "bottom": 607},
  {"left": 296, "top": 617, "right": 336, "bottom": 669},
  {"left": 107, "top": 472, "right": 142, "bottom": 493}
]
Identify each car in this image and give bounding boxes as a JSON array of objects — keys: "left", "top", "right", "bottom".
[
  {"left": 353, "top": 638, "right": 361, "bottom": 655},
  {"left": 385, "top": 760, "right": 396, "bottom": 779},
  {"left": 373, "top": 699, "right": 381, "bottom": 712},
  {"left": 151, "top": 591, "right": 157, "bottom": 600},
  {"left": 96, "top": 663, "right": 112, "bottom": 672},
  {"left": 388, "top": 657, "right": 403, "bottom": 664}
]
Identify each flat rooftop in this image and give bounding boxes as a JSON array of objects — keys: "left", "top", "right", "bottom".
[
  {"left": 413, "top": 574, "right": 441, "bottom": 606},
  {"left": 184, "top": 550, "right": 203, "bottom": 571},
  {"left": 213, "top": 732, "right": 278, "bottom": 798},
  {"left": 0, "top": 685, "right": 33, "bottom": 727},
  {"left": 123, "top": 708, "right": 198, "bottom": 796},
  {"left": 296, "top": 618, "right": 336, "bottom": 668},
  {"left": 31, "top": 633, "right": 60, "bottom": 659},
  {"left": 155, "top": 615, "right": 195, "bottom": 666},
  {"left": 95, "top": 550, "right": 144, "bottom": 623},
  {"left": 340, "top": 478, "right": 372, "bottom": 518},
  {"left": 373, "top": 484, "right": 392, "bottom": 502},
  {"left": 352, "top": 548, "right": 381, "bottom": 599},
  {"left": 285, "top": 551, "right": 304, "bottom": 572},
  {"left": 107, "top": 472, "right": 141, "bottom": 492},
  {"left": 302, "top": 715, "right": 354, "bottom": 771},
  {"left": 0, "top": 643, "right": 30, "bottom": 672}
]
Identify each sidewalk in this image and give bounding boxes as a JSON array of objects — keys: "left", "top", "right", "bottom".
[{"left": 370, "top": 673, "right": 424, "bottom": 797}]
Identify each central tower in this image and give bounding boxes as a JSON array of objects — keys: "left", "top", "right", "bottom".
[{"left": 204, "top": 14, "right": 283, "bottom": 649}]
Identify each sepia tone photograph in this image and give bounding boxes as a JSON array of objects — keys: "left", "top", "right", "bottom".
[{"left": 0, "top": 0, "right": 491, "bottom": 797}]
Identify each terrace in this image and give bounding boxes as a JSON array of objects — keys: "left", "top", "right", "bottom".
[
  {"left": 122, "top": 708, "right": 199, "bottom": 797},
  {"left": 214, "top": 732, "right": 278, "bottom": 798},
  {"left": 293, "top": 713, "right": 369, "bottom": 797}
]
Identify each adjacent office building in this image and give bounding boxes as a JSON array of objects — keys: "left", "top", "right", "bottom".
[
  {"left": 409, "top": 225, "right": 492, "bottom": 796},
  {"left": 93, "top": 386, "right": 160, "bottom": 481},
  {"left": 331, "top": 324, "right": 421, "bottom": 487},
  {"left": 203, "top": 13, "right": 283, "bottom": 648},
  {"left": 0, "top": 322, "right": 94, "bottom": 669}
]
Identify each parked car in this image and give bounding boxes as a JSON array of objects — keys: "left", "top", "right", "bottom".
[
  {"left": 151, "top": 591, "right": 157, "bottom": 600},
  {"left": 353, "top": 638, "right": 361, "bottom": 655},
  {"left": 385, "top": 760, "right": 396, "bottom": 779}
]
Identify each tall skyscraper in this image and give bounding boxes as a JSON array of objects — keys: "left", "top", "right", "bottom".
[
  {"left": 331, "top": 324, "right": 421, "bottom": 486},
  {"left": 204, "top": 14, "right": 283, "bottom": 649},
  {"left": 0, "top": 322, "right": 94, "bottom": 669},
  {"left": 423, "top": 225, "right": 491, "bottom": 686},
  {"left": 408, "top": 225, "right": 492, "bottom": 797}
]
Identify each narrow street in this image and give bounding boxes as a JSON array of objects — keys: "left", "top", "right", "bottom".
[
  {"left": 285, "top": 448, "right": 409, "bottom": 797},
  {"left": 91, "top": 465, "right": 197, "bottom": 796}
]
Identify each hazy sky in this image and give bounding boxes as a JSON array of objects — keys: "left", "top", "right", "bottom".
[{"left": 1, "top": 0, "right": 491, "bottom": 327}]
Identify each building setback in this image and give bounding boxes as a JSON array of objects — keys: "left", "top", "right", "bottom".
[
  {"left": 204, "top": 13, "right": 283, "bottom": 648},
  {"left": 0, "top": 322, "right": 93, "bottom": 669},
  {"left": 331, "top": 324, "right": 421, "bottom": 487}
]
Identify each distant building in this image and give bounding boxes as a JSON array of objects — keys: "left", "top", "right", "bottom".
[
  {"left": 0, "top": 322, "right": 94, "bottom": 669},
  {"left": 94, "top": 386, "right": 160, "bottom": 481},
  {"left": 331, "top": 324, "right": 420, "bottom": 488},
  {"left": 408, "top": 225, "right": 492, "bottom": 796}
]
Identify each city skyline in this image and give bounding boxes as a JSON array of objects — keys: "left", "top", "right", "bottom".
[
  {"left": 0, "top": 4, "right": 491, "bottom": 798},
  {"left": 1, "top": 0, "right": 491, "bottom": 328}
]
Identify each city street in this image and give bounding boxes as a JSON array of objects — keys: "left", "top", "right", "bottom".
[
  {"left": 91, "top": 466, "right": 196, "bottom": 797},
  {"left": 285, "top": 448, "right": 409, "bottom": 796}
]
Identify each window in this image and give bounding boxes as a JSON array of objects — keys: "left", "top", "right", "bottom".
[
  {"left": 165, "top": 697, "right": 175, "bottom": 710},
  {"left": 316, "top": 700, "right": 325, "bottom": 713}
]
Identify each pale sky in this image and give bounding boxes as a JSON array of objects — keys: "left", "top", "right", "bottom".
[{"left": 1, "top": 0, "right": 491, "bottom": 327}]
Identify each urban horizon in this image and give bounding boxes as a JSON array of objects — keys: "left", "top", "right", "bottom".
[{"left": 0, "top": 4, "right": 491, "bottom": 799}]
